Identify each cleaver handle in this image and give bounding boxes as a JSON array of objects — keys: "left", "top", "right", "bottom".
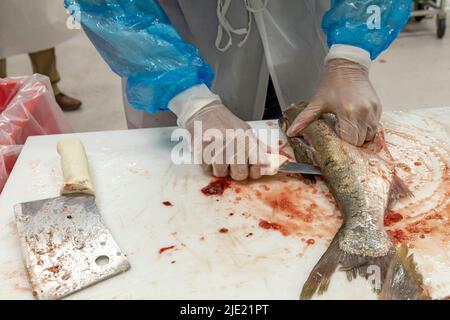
[{"left": 57, "top": 137, "right": 96, "bottom": 196}]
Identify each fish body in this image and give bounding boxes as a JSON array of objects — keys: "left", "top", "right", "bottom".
[
  {"left": 280, "top": 103, "right": 427, "bottom": 300},
  {"left": 304, "top": 113, "right": 395, "bottom": 258}
]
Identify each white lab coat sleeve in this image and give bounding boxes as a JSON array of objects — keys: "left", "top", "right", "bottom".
[
  {"left": 168, "top": 84, "right": 222, "bottom": 128},
  {"left": 325, "top": 44, "right": 372, "bottom": 70}
]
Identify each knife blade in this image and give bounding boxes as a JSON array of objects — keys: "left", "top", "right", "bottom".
[
  {"left": 262, "top": 153, "right": 322, "bottom": 176},
  {"left": 277, "top": 161, "right": 322, "bottom": 175}
]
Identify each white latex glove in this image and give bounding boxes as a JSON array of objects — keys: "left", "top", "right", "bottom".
[
  {"left": 287, "top": 57, "right": 382, "bottom": 146},
  {"left": 184, "top": 102, "right": 268, "bottom": 181}
]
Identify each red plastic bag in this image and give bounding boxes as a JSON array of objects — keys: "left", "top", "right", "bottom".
[{"left": 0, "top": 74, "right": 73, "bottom": 192}]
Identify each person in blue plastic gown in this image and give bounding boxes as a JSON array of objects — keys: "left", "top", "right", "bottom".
[{"left": 66, "top": 0, "right": 412, "bottom": 181}]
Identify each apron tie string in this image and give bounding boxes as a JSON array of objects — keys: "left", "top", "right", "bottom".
[{"left": 215, "top": 0, "right": 269, "bottom": 52}]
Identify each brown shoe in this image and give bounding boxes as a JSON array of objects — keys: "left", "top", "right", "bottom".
[{"left": 55, "top": 93, "right": 82, "bottom": 111}]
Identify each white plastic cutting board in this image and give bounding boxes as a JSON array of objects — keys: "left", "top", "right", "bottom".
[{"left": 0, "top": 107, "right": 448, "bottom": 300}]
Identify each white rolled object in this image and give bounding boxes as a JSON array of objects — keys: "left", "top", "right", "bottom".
[{"left": 57, "top": 137, "right": 95, "bottom": 196}]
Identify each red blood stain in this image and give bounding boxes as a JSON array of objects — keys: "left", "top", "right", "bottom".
[
  {"left": 262, "top": 193, "right": 313, "bottom": 223},
  {"left": 235, "top": 187, "right": 241, "bottom": 193},
  {"left": 229, "top": 212, "right": 234, "bottom": 216},
  {"left": 219, "top": 228, "right": 229, "bottom": 233},
  {"left": 200, "top": 236, "right": 205, "bottom": 241},
  {"left": 45, "top": 266, "right": 60, "bottom": 274},
  {"left": 406, "top": 223, "right": 421, "bottom": 234},
  {"left": 387, "top": 229, "right": 409, "bottom": 245},
  {"left": 386, "top": 215, "right": 440, "bottom": 245},
  {"left": 384, "top": 211, "right": 403, "bottom": 226},
  {"left": 397, "top": 163, "right": 411, "bottom": 173},
  {"left": 162, "top": 201, "right": 173, "bottom": 207},
  {"left": 306, "top": 239, "right": 315, "bottom": 245},
  {"left": 246, "top": 233, "right": 253, "bottom": 237},
  {"left": 201, "top": 178, "right": 231, "bottom": 196},
  {"left": 425, "top": 213, "right": 443, "bottom": 220},
  {"left": 258, "top": 220, "right": 288, "bottom": 236},
  {"left": 159, "top": 245, "right": 176, "bottom": 254},
  {"left": 414, "top": 161, "right": 422, "bottom": 166},
  {"left": 423, "top": 227, "right": 432, "bottom": 233},
  {"left": 227, "top": 177, "right": 344, "bottom": 240}
]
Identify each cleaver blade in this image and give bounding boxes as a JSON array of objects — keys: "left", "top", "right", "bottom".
[{"left": 14, "top": 196, "right": 130, "bottom": 300}]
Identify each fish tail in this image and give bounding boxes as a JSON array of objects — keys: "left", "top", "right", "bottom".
[
  {"left": 380, "top": 244, "right": 430, "bottom": 300},
  {"left": 301, "top": 229, "right": 414, "bottom": 299},
  {"left": 300, "top": 233, "right": 342, "bottom": 300},
  {"left": 300, "top": 241, "right": 394, "bottom": 299}
]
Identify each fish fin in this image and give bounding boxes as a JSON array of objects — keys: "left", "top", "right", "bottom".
[
  {"left": 380, "top": 245, "right": 430, "bottom": 300},
  {"left": 300, "top": 234, "right": 342, "bottom": 300},
  {"left": 391, "top": 173, "right": 414, "bottom": 201},
  {"left": 339, "top": 251, "right": 395, "bottom": 292}
]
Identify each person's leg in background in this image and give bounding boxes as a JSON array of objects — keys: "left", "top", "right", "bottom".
[
  {"left": 0, "top": 58, "right": 6, "bottom": 78},
  {"left": 29, "top": 48, "right": 81, "bottom": 111}
]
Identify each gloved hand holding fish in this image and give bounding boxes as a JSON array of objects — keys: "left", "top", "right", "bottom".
[
  {"left": 280, "top": 103, "right": 429, "bottom": 300},
  {"left": 287, "top": 58, "right": 382, "bottom": 147}
]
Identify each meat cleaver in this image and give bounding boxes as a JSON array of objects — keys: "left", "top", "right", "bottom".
[{"left": 14, "top": 137, "right": 130, "bottom": 300}]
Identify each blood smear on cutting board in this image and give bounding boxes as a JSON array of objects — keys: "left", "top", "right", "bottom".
[
  {"left": 159, "top": 245, "right": 176, "bottom": 254},
  {"left": 201, "top": 178, "right": 231, "bottom": 196},
  {"left": 162, "top": 201, "right": 173, "bottom": 207},
  {"left": 258, "top": 220, "right": 288, "bottom": 236},
  {"left": 384, "top": 211, "right": 403, "bottom": 226}
]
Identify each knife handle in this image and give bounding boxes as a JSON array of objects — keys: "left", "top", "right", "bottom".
[
  {"left": 260, "top": 153, "right": 290, "bottom": 176},
  {"left": 57, "top": 137, "right": 95, "bottom": 197}
]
